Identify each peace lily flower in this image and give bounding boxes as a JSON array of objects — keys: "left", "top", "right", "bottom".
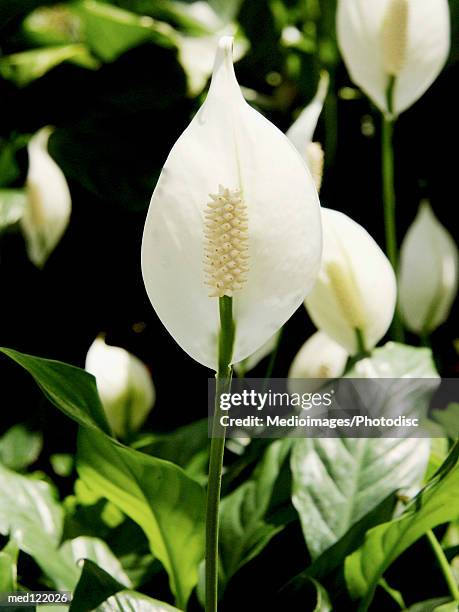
[
  {"left": 337, "top": 0, "right": 450, "bottom": 115},
  {"left": 399, "top": 201, "right": 458, "bottom": 335},
  {"left": 141, "top": 36, "right": 322, "bottom": 370},
  {"left": 286, "top": 71, "right": 329, "bottom": 191},
  {"left": 288, "top": 331, "right": 348, "bottom": 385},
  {"left": 20, "top": 127, "right": 71, "bottom": 267},
  {"left": 85, "top": 336, "right": 155, "bottom": 437},
  {"left": 305, "top": 208, "right": 396, "bottom": 355}
]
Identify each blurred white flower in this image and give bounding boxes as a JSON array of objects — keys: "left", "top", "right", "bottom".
[
  {"left": 141, "top": 37, "right": 322, "bottom": 370},
  {"left": 286, "top": 72, "right": 329, "bottom": 191},
  {"left": 305, "top": 208, "right": 396, "bottom": 354},
  {"left": 174, "top": 2, "right": 247, "bottom": 96},
  {"left": 337, "top": 0, "right": 450, "bottom": 115},
  {"left": 85, "top": 336, "right": 155, "bottom": 437},
  {"left": 20, "top": 127, "right": 71, "bottom": 267},
  {"left": 289, "top": 331, "right": 348, "bottom": 379},
  {"left": 399, "top": 201, "right": 458, "bottom": 334}
]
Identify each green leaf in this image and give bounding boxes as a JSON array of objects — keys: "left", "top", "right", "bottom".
[
  {"left": 291, "top": 343, "right": 438, "bottom": 560},
  {"left": 0, "top": 141, "right": 21, "bottom": 186},
  {"left": 0, "top": 44, "right": 98, "bottom": 87},
  {"left": 433, "top": 404, "right": 459, "bottom": 439},
  {"left": 0, "top": 189, "right": 27, "bottom": 230},
  {"left": 219, "top": 439, "right": 294, "bottom": 583},
  {"left": 0, "top": 541, "right": 18, "bottom": 591},
  {"left": 60, "top": 536, "right": 132, "bottom": 588},
  {"left": 132, "top": 419, "right": 209, "bottom": 483},
  {"left": 0, "top": 425, "right": 42, "bottom": 471},
  {"left": 0, "top": 462, "right": 80, "bottom": 590},
  {"left": 74, "top": 0, "right": 176, "bottom": 62},
  {"left": 405, "top": 598, "right": 454, "bottom": 611},
  {"left": 77, "top": 427, "right": 205, "bottom": 609},
  {"left": 70, "top": 559, "right": 126, "bottom": 612},
  {"left": 50, "top": 453, "right": 74, "bottom": 477},
  {"left": 96, "top": 590, "right": 181, "bottom": 611},
  {"left": 345, "top": 442, "right": 459, "bottom": 610},
  {"left": 0, "top": 347, "right": 111, "bottom": 436}
]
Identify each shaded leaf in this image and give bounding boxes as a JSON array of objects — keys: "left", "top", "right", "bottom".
[
  {"left": 433, "top": 404, "right": 459, "bottom": 439},
  {"left": 0, "top": 347, "right": 111, "bottom": 435},
  {"left": 70, "top": 559, "right": 126, "bottom": 612},
  {"left": 219, "top": 439, "right": 294, "bottom": 583},
  {"left": 345, "top": 443, "right": 459, "bottom": 609},
  {"left": 0, "top": 189, "right": 27, "bottom": 230}
]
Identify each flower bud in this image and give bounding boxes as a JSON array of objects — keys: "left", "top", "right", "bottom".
[
  {"left": 85, "top": 337, "right": 155, "bottom": 437},
  {"left": 20, "top": 127, "right": 71, "bottom": 267},
  {"left": 288, "top": 331, "right": 348, "bottom": 392},
  {"left": 399, "top": 201, "right": 458, "bottom": 334}
]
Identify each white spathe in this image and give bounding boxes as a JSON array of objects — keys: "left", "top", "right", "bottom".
[
  {"left": 286, "top": 71, "right": 328, "bottom": 191},
  {"left": 399, "top": 201, "right": 458, "bottom": 334},
  {"left": 85, "top": 336, "right": 155, "bottom": 437},
  {"left": 289, "top": 330, "right": 348, "bottom": 379},
  {"left": 141, "top": 36, "right": 322, "bottom": 370},
  {"left": 336, "top": 0, "right": 450, "bottom": 115},
  {"left": 20, "top": 127, "right": 71, "bottom": 268},
  {"left": 305, "top": 208, "right": 396, "bottom": 355}
]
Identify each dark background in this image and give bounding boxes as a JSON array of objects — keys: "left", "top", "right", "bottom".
[{"left": 1, "top": 0, "right": 457, "bottom": 450}]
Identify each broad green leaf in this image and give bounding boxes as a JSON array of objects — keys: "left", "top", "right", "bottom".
[
  {"left": 0, "top": 347, "right": 111, "bottom": 436},
  {"left": 97, "top": 590, "right": 180, "bottom": 611},
  {"left": 0, "top": 462, "right": 79, "bottom": 589},
  {"left": 23, "top": 5, "right": 83, "bottom": 46},
  {"left": 0, "top": 424, "right": 42, "bottom": 471},
  {"left": 61, "top": 536, "right": 132, "bottom": 588},
  {"left": 345, "top": 442, "right": 459, "bottom": 610},
  {"left": 433, "top": 404, "right": 459, "bottom": 439},
  {"left": 219, "top": 439, "right": 294, "bottom": 583},
  {"left": 0, "top": 44, "right": 98, "bottom": 86},
  {"left": 291, "top": 343, "right": 438, "bottom": 560},
  {"left": 0, "top": 541, "right": 18, "bottom": 591},
  {"left": 77, "top": 427, "right": 205, "bottom": 609},
  {"left": 74, "top": 0, "right": 175, "bottom": 62},
  {"left": 0, "top": 189, "right": 27, "bottom": 230}
]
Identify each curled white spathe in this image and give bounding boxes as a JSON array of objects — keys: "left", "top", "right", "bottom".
[
  {"left": 20, "top": 127, "right": 72, "bottom": 268},
  {"left": 305, "top": 208, "right": 397, "bottom": 355},
  {"left": 399, "top": 201, "right": 458, "bottom": 334},
  {"left": 85, "top": 336, "right": 155, "bottom": 437},
  {"left": 141, "top": 36, "right": 322, "bottom": 370},
  {"left": 288, "top": 331, "right": 348, "bottom": 393},
  {"left": 336, "top": 0, "right": 450, "bottom": 116},
  {"left": 286, "top": 72, "right": 328, "bottom": 191}
]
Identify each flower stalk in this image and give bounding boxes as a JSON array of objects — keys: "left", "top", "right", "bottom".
[
  {"left": 382, "top": 78, "right": 404, "bottom": 342},
  {"left": 206, "top": 295, "right": 234, "bottom": 612}
]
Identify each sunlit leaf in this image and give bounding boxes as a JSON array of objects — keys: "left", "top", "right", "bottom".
[
  {"left": 0, "top": 44, "right": 98, "bottom": 86},
  {"left": 0, "top": 424, "right": 42, "bottom": 471}
]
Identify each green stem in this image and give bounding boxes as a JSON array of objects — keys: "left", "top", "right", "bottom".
[
  {"left": 382, "top": 77, "right": 404, "bottom": 343},
  {"left": 426, "top": 529, "right": 459, "bottom": 602},
  {"left": 205, "top": 296, "right": 234, "bottom": 612}
]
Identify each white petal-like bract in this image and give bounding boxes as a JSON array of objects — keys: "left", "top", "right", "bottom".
[
  {"left": 85, "top": 337, "right": 155, "bottom": 437},
  {"left": 20, "top": 127, "right": 72, "bottom": 268},
  {"left": 142, "top": 37, "right": 322, "bottom": 370},
  {"left": 399, "top": 201, "right": 458, "bottom": 334},
  {"left": 288, "top": 331, "right": 348, "bottom": 392},
  {"left": 337, "top": 0, "right": 450, "bottom": 115},
  {"left": 305, "top": 208, "right": 396, "bottom": 354}
]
